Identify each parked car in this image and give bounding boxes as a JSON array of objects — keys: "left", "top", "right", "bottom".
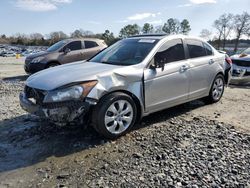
[
  {"left": 230, "top": 47, "right": 250, "bottom": 84},
  {"left": 24, "top": 38, "right": 107, "bottom": 74},
  {"left": 20, "top": 34, "right": 230, "bottom": 139},
  {"left": 1, "top": 51, "right": 16, "bottom": 57}
]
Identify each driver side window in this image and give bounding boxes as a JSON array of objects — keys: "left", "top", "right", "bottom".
[
  {"left": 64, "top": 41, "right": 82, "bottom": 51},
  {"left": 154, "top": 39, "right": 185, "bottom": 67}
]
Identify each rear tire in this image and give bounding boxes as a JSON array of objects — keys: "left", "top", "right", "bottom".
[
  {"left": 92, "top": 92, "right": 137, "bottom": 139},
  {"left": 204, "top": 74, "right": 225, "bottom": 104}
]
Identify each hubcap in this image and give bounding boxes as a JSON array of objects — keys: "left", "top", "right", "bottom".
[
  {"left": 212, "top": 77, "right": 224, "bottom": 101},
  {"left": 104, "top": 100, "right": 133, "bottom": 134}
]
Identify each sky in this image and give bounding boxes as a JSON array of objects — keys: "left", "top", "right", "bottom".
[{"left": 0, "top": 0, "right": 249, "bottom": 37}]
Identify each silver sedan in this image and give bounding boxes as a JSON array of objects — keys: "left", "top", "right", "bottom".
[{"left": 20, "top": 34, "right": 230, "bottom": 139}]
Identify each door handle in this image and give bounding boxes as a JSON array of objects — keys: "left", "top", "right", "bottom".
[
  {"left": 209, "top": 59, "right": 215, "bottom": 65},
  {"left": 180, "top": 65, "right": 189, "bottom": 72}
]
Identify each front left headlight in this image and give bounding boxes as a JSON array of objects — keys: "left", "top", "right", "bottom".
[
  {"left": 31, "top": 56, "right": 45, "bottom": 63},
  {"left": 43, "top": 81, "right": 97, "bottom": 103}
]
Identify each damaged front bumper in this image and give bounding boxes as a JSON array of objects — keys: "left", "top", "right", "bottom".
[
  {"left": 231, "top": 68, "right": 250, "bottom": 84},
  {"left": 19, "top": 92, "right": 94, "bottom": 125}
]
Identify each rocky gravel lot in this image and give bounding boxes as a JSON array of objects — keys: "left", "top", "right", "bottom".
[{"left": 0, "top": 79, "right": 250, "bottom": 187}]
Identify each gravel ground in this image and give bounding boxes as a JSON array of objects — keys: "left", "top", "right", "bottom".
[{"left": 0, "top": 78, "right": 250, "bottom": 187}]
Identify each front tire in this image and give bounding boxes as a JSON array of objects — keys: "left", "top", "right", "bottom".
[
  {"left": 92, "top": 92, "right": 137, "bottom": 139},
  {"left": 46, "top": 62, "right": 59, "bottom": 69},
  {"left": 204, "top": 74, "right": 225, "bottom": 104}
]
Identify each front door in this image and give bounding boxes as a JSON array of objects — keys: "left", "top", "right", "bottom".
[
  {"left": 59, "top": 40, "right": 83, "bottom": 64},
  {"left": 144, "top": 39, "right": 190, "bottom": 113}
]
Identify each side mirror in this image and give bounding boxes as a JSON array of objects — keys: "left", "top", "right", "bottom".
[{"left": 64, "top": 48, "right": 71, "bottom": 54}]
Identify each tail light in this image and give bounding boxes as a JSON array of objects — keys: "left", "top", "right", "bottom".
[{"left": 225, "top": 57, "right": 232, "bottom": 65}]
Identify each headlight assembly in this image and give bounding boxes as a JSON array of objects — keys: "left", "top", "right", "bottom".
[
  {"left": 31, "top": 57, "right": 45, "bottom": 63},
  {"left": 43, "top": 81, "right": 98, "bottom": 103}
]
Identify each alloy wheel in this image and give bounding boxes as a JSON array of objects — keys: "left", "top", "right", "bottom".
[{"left": 104, "top": 100, "right": 134, "bottom": 134}]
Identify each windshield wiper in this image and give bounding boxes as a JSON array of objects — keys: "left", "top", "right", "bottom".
[{"left": 101, "top": 61, "right": 112, "bottom": 64}]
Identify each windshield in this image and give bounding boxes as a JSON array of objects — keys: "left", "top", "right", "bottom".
[
  {"left": 47, "top": 40, "right": 67, "bottom": 52},
  {"left": 89, "top": 38, "right": 159, "bottom": 66}
]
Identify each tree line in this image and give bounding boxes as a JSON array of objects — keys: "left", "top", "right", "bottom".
[
  {"left": 1, "top": 12, "right": 249, "bottom": 52},
  {"left": 0, "top": 18, "right": 191, "bottom": 47},
  {"left": 200, "top": 11, "right": 250, "bottom": 52}
]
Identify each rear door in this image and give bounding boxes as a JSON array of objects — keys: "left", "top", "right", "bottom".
[
  {"left": 59, "top": 40, "right": 83, "bottom": 64},
  {"left": 185, "top": 39, "right": 217, "bottom": 99},
  {"left": 81, "top": 40, "right": 101, "bottom": 60},
  {"left": 144, "top": 39, "right": 190, "bottom": 113}
]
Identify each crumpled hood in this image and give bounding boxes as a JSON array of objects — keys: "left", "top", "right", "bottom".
[
  {"left": 231, "top": 54, "right": 250, "bottom": 61},
  {"left": 26, "top": 61, "right": 121, "bottom": 91}
]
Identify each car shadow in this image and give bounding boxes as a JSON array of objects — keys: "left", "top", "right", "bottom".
[
  {"left": 0, "top": 100, "right": 206, "bottom": 173},
  {"left": 2, "top": 75, "right": 29, "bottom": 82}
]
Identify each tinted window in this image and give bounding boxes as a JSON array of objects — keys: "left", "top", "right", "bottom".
[
  {"left": 90, "top": 38, "right": 159, "bottom": 66},
  {"left": 186, "top": 40, "right": 206, "bottom": 58},
  {"left": 85, "top": 41, "right": 98, "bottom": 49},
  {"left": 203, "top": 42, "right": 213, "bottom": 56},
  {"left": 155, "top": 39, "right": 185, "bottom": 64},
  {"left": 65, "top": 41, "right": 82, "bottom": 51}
]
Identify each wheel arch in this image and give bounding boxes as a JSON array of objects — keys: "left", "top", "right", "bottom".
[
  {"left": 209, "top": 71, "right": 225, "bottom": 89},
  {"left": 45, "top": 60, "right": 61, "bottom": 68}
]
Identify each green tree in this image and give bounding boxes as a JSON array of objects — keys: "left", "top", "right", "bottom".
[
  {"left": 101, "top": 30, "right": 117, "bottom": 45},
  {"left": 180, "top": 19, "right": 191, "bottom": 35},
  {"left": 142, "top": 23, "right": 154, "bottom": 34},
  {"left": 119, "top": 24, "right": 140, "bottom": 38},
  {"left": 1, "top": 34, "right": 6, "bottom": 39},
  {"left": 162, "top": 18, "right": 180, "bottom": 35}
]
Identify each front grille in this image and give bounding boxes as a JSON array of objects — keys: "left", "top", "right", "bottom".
[
  {"left": 232, "top": 59, "right": 250, "bottom": 67},
  {"left": 42, "top": 101, "right": 84, "bottom": 109},
  {"left": 25, "top": 86, "right": 45, "bottom": 105}
]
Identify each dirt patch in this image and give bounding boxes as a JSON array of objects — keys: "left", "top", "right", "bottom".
[{"left": 0, "top": 57, "right": 26, "bottom": 79}]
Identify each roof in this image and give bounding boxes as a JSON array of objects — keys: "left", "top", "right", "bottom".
[
  {"left": 63, "top": 38, "right": 103, "bottom": 42},
  {"left": 128, "top": 34, "right": 207, "bottom": 42},
  {"left": 128, "top": 34, "right": 167, "bottom": 40}
]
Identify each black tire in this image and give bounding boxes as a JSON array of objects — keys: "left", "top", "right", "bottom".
[
  {"left": 204, "top": 74, "right": 225, "bottom": 104},
  {"left": 92, "top": 92, "right": 137, "bottom": 139}
]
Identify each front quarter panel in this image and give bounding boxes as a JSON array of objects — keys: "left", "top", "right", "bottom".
[{"left": 87, "top": 65, "right": 144, "bottom": 112}]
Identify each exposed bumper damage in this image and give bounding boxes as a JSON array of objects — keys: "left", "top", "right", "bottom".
[
  {"left": 20, "top": 66, "right": 144, "bottom": 125},
  {"left": 231, "top": 66, "right": 250, "bottom": 84},
  {"left": 19, "top": 92, "right": 92, "bottom": 125}
]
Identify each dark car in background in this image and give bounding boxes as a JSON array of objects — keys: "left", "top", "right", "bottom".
[
  {"left": 24, "top": 38, "right": 107, "bottom": 74},
  {"left": 230, "top": 47, "right": 250, "bottom": 84}
]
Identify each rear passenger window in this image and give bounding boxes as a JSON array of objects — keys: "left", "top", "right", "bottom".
[
  {"left": 203, "top": 42, "right": 213, "bottom": 56},
  {"left": 186, "top": 40, "right": 206, "bottom": 58},
  {"left": 85, "top": 41, "right": 98, "bottom": 49},
  {"left": 155, "top": 39, "right": 185, "bottom": 64},
  {"left": 65, "top": 41, "right": 82, "bottom": 51}
]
